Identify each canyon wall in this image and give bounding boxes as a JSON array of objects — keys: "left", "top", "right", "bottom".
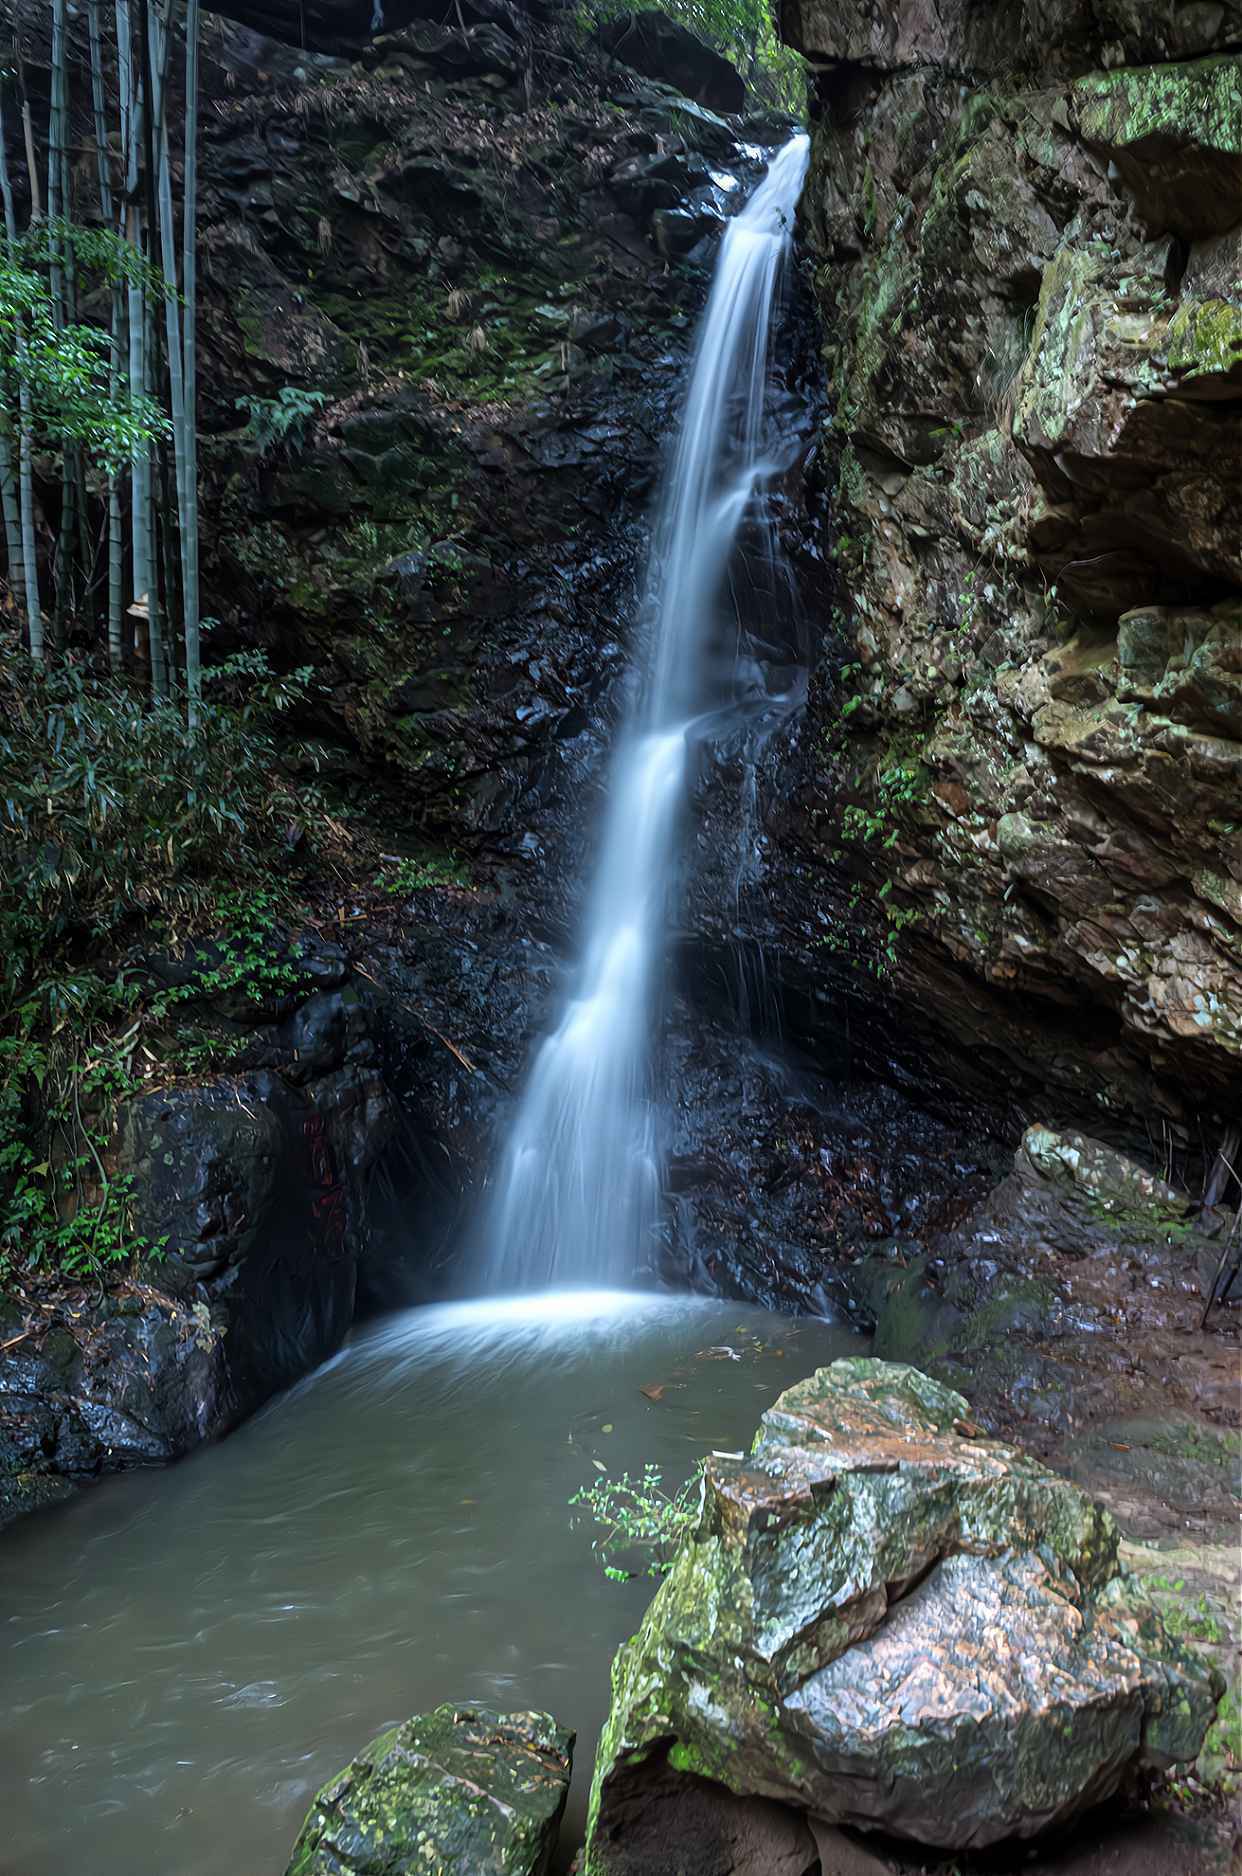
[{"left": 781, "top": 0, "right": 1242, "bottom": 1145}]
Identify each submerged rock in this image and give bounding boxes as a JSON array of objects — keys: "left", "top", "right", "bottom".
[
  {"left": 584, "top": 1358, "right": 1223, "bottom": 1867},
  {"left": 285, "top": 1704, "right": 573, "bottom": 1876}
]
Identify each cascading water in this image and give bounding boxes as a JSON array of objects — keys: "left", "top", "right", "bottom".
[{"left": 483, "top": 134, "right": 810, "bottom": 1291}]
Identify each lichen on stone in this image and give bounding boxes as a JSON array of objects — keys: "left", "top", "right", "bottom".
[{"left": 584, "top": 1360, "right": 1224, "bottom": 1869}]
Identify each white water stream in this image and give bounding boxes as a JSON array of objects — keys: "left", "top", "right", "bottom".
[{"left": 484, "top": 135, "right": 810, "bottom": 1288}]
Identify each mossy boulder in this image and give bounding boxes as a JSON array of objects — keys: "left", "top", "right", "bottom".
[
  {"left": 584, "top": 1359, "right": 1224, "bottom": 1867},
  {"left": 1019, "top": 1124, "right": 1193, "bottom": 1221},
  {"left": 285, "top": 1704, "right": 574, "bottom": 1876}
]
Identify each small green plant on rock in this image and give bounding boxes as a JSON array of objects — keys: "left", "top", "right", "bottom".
[
  {"left": 236, "top": 386, "right": 327, "bottom": 455},
  {"left": 841, "top": 757, "right": 926, "bottom": 851},
  {"left": 376, "top": 853, "right": 470, "bottom": 895},
  {"left": 570, "top": 1462, "right": 702, "bottom": 1581},
  {"left": 164, "top": 885, "right": 303, "bottom": 1009},
  {"left": 1202, "top": 1685, "right": 1241, "bottom": 1783},
  {"left": 878, "top": 884, "right": 921, "bottom": 975},
  {"left": 956, "top": 567, "right": 979, "bottom": 633},
  {"left": 0, "top": 1004, "right": 166, "bottom": 1281}
]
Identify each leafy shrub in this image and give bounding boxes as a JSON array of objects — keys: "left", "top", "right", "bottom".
[
  {"left": 0, "top": 1016, "right": 164, "bottom": 1280},
  {"left": 0, "top": 224, "right": 169, "bottom": 474},
  {"left": 0, "top": 642, "right": 317, "bottom": 1281},
  {"left": 0, "top": 643, "right": 312, "bottom": 1008},
  {"left": 570, "top": 1462, "right": 703, "bottom": 1581}
]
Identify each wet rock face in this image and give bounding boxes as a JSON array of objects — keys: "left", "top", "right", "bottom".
[
  {"left": 783, "top": 0, "right": 1242, "bottom": 74},
  {"left": 849, "top": 1125, "right": 1242, "bottom": 1531},
  {"left": 193, "top": 5, "right": 764, "bottom": 887},
  {"left": 0, "top": 952, "right": 408, "bottom": 1526},
  {"left": 597, "top": 10, "right": 746, "bottom": 115},
  {"left": 584, "top": 1358, "right": 1224, "bottom": 1867},
  {"left": 657, "top": 1009, "right": 999, "bottom": 1316},
  {"left": 784, "top": 3, "right": 1242, "bottom": 1136},
  {"left": 284, "top": 1704, "right": 573, "bottom": 1876}
]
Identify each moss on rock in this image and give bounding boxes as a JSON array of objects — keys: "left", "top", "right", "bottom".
[
  {"left": 584, "top": 1359, "right": 1224, "bottom": 1867},
  {"left": 285, "top": 1704, "right": 573, "bottom": 1876},
  {"left": 1072, "top": 55, "right": 1242, "bottom": 237}
]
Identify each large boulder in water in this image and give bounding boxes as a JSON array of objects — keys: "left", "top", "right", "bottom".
[
  {"left": 285, "top": 1704, "right": 573, "bottom": 1875},
  {"left": 597, "top": 11, "right": 746, "bottom": 115},
  {"left": 583, "top": 1359, "right": 1224, "bottom": 1868}
]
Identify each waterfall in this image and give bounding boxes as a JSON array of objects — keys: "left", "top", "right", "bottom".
[{"left": 483, "top": 134, "right": 810, "bottom": 1291}]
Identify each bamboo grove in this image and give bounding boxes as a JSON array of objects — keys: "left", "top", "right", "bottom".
[{"left": 0, "top": 0, "right": 202, "bottom": 719}]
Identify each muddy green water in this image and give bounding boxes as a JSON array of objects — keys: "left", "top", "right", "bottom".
[{"left": 0, "top": 1290, "right": 860, "bottom": 1874}]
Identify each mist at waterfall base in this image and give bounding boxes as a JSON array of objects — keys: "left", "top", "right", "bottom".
[{"left": 480, "top": 137, "right": 811, "bottom": 1293}]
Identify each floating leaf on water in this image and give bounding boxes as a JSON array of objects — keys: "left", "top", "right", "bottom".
[
  {"left": 601, "top": 1423, "right": 614, "bottom": 1433},
  {"left": 640, "top": 1383, "right": 665, "bottom": 1401}
]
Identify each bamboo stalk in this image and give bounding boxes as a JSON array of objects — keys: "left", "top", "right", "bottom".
[
  {"left": 15, "top": 14, "right": 42, "bottom": 224},
  {"left": 89, "top": 0, "right": 127, "bottom": 668},
  {"left": 150, "top": 0, "right": 189, "bottom": 689},
  {"left": 0, "top": 424, "right": 24, "bottom": 597},
  {"left": 0, "top": 81, "right": 44, "bottom": 654},
  {"left": 138, "top": 0, "right": 168, "bottom": 697},
  {"left": 181, "top": 0, "right": 200, "bottom": 721},
  {"left": 47, "top": 0, "right": 67, "bottom": 318},
  {"left": 118, "top": 0, "right": 155, "bottom": 685}
]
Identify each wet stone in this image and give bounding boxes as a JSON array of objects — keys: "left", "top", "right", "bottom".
[
  {"left": 584, "top": 1359, "right": 1224, "bottom": 1867},
  {"left": 285, "top": 1704, "right": 574, "bottom": 1876}
]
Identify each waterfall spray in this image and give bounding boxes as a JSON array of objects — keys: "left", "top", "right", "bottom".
[{"left": 483, "top": 135, "right": 810, "bottom": 1290}]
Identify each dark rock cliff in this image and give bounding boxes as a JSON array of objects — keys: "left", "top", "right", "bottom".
[{"left": 779, "top": 0, "right": 1242, "bottom": 1147}]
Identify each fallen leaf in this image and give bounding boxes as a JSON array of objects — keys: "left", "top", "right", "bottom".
[{"left": 640, "top": 1383, "right": 665, "bottom": 1401}]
